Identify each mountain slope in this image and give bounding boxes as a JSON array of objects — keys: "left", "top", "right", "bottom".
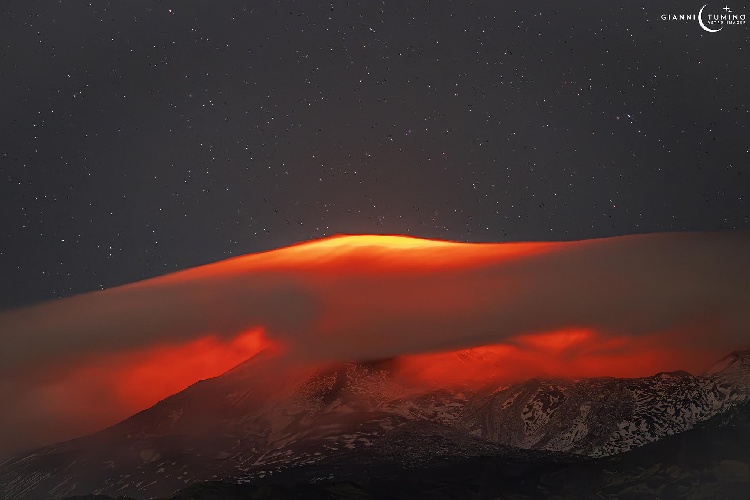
[
  {"left": 3, "top": 350, "right": 750, "bottom": 499},
  {"left": 65, "top": 399, "right": 750, "bottom": 499}
]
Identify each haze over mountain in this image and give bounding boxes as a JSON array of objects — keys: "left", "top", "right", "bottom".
[{"left": 0, "top": 232, "right": 748, "bottom": 459}]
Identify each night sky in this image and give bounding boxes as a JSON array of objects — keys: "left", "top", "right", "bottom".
[{"left": 1, "top": 1, "right": 748, "bottom": 310}]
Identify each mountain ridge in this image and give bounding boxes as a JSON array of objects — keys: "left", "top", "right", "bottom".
[{"left": 3, "top": 349, "right": 750, "bottom": 499}]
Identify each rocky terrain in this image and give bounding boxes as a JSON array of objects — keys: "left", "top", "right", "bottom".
[
  {"left": 59, "top": 398, "right": 750, "bottom": 499},
  {"left": 3, "top": 350, "right": 750, "bottom": 499}
]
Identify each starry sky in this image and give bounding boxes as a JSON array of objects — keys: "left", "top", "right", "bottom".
[{"left": 1, "top": 1, "right": 748, "bottom": 310}]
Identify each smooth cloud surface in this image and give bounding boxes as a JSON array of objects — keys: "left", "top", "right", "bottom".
[{"left": 0, "top": 232, "right": 749, "bottom": 456}]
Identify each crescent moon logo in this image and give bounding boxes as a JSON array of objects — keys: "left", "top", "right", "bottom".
[{"left": 699, "top": 4, "right": 723, "bottom": 32}]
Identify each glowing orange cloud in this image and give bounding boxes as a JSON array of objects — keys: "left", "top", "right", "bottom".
[
  {"left": 0, "top": 231, "right": 748, "bottom": 456},
  {"left": 105, "top": 327, "right": 273, "bottom": 409},
  {"left": 0, "top": 328, "right": 275, "bottom": 455},
  {"left": 396, "top": 328, "right": 704, "bottom": 388}
]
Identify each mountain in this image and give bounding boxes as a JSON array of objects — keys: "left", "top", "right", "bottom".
[
  {"left": 152, "top": 397, "right": 750, "bottom": 499},
  {"left": 3, "top": 350, "right": 750, "bottom": 499}
]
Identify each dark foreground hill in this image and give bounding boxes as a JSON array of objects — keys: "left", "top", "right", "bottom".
[{"left": 65, "top": 398, "right": 750, "bottom": 499}]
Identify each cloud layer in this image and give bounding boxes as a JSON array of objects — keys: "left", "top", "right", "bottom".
[{"left": 1, "top": 232, "right": 748, "bottom": 456}]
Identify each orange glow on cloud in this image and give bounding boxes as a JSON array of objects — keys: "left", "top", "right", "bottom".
[
  {"left": 0, "top": 232, "right": 747, "bottom": 456},
  {"left": 34, "top": 327, "right": 694, "bottom": 439},
  {"left": 107, "top": 327, "right": 274, "bottom": 409},
  {"left": 158, "top": 234, "right": 559, "bottom": 281},
  {"left": 29, "top": 328, "right": 275, "bottom": 422},
  {"left": 54, "top": 328, "right": 690, "bottom": 423},
  {"left": 397, "top": 328, "right": 700, "bottom": 388}
]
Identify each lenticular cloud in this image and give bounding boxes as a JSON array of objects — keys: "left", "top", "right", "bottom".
[
  {"left": 2, "top": 232, "right": 749, "bottom": 368},
  {"left": 0, "top": 231, "right": 748, "bottom": 455}
]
